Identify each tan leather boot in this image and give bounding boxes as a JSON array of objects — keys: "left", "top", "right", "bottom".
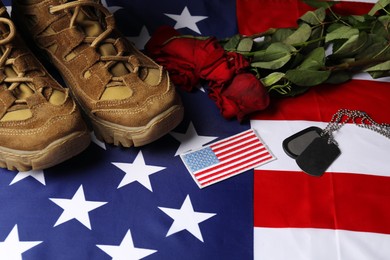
[
  {"left": 0, "top": 5, "right": 90, "bottom": 171},
  {"left": 12, "top": 0, "right": 184, "bottom": 147}
]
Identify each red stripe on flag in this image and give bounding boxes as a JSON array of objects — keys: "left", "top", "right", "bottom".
[
  {"left": 195, "top": 148, "right": 269, "bottom": 180},
  {"left": 252, "top": 80, "right": 390, "bottom": 123},
  {"left": 210, "top": 130, "right": 256, "bottom": 148},
  {"left": 210, "top": 131, "right": 259, "bottom": 154},
  {"left": 200, "top": 155, "right": 273, "bottom": 186},
  {"left": 236, "top": 0, "right": 374, "bottom": 35},
  {"left": 212, "top": 133, "right": 262, "bottom": 156},
  {"left": 214, "top": 142, "right": 265, "bottom": 161},
  {"left": 254, "top": 170, "right": 390, "bottom": 234},
  {"left": 236, "top": 0, "right": 312, "bottom": 35}
]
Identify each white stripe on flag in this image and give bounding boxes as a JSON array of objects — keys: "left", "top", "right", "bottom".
[
  {"left": 197, "top": 152, "right": 273, "bottom": 185},
  {"left": 254, "top": 227, "right": 390, "bottom": 260},
  {"left": 250, "top": 120, "right": 390, "bottom": 177},
  {"left": 195, "top": 146, "right": 268, "bottom": 179},
  {"left": 216, "top": 141, "right": 263, "bottom": 160}
]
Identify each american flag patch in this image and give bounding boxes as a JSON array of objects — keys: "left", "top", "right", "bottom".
[{"left": 180, "top": 129, "right": 276, "bottom": 188}]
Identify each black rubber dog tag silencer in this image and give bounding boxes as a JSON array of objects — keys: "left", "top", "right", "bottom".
[
  {"left": 296, "top": 136, "right": 341, "bottom": 177},
  {"left": 282, "top": 127, "right": 323, "bottom": 159}
]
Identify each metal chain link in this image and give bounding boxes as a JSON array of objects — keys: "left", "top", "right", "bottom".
[{"left": 321, "top": 109, "right": 390, "bottom": 146}]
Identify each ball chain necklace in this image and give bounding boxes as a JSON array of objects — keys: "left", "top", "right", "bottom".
[{"left": 283, "top": 109, "right": 390, "bottom": 176}]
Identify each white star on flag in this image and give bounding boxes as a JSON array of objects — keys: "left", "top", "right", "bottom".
[
  {"left": 127, "top": 26, "right": 151, "bottom": 50},
  {"left": 165, "top": 6, "right": 208, "bottom": 34},
  {"left": 9, "top": 170, "right": 46, "bottom": 185},
  {"left": 91, "top": 131, "right": 106, "bottom": 150},
  {"left": 97, "top": 229, "right": 157, "bottom": 260},
  {"left": 170, "top": 122, "right": 218, "bottom": 156},
  {"left": 5, "top": 7, "right": 11, "bottom": 16},
  {"left": 0, "top": 225, "right": 42, "bottom": 260},
  {"left": 158, "top": 195, "right": 216, "bottom": 242},
  {"left": 49, "top": 185, "right": 107, "bottom": 230},
  {"left": 112, "top": 151, "right": 165, "bottom": 191},
  {"left": 100, "top": 0, "right": 122, "bottom": 13}
]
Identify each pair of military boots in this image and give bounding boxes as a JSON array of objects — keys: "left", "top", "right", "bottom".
[{"left": 0, "top": 0, "right": 183, "bottom": 171}]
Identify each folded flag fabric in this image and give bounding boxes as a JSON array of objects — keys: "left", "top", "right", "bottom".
[
  {"left": 0, "top": 0, "right": 389, "bottom": 260},
  {"left": 181, "top": 129, "right": 275, "bottom": 188}
]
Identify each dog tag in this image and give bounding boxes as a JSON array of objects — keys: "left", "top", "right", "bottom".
[
  {"left": 296, "top": 136, "right": 341, "bottom": 177},
  {"left": 282, "top": 127, "right": 323, "bottom": 159}
]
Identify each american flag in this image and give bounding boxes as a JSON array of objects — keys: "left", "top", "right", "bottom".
[
  {"left": 181, "top": 129, "right": 275, "bottom": 188},
  {"left": 1, "top": 0, "right": 390, "bottom": 260}
]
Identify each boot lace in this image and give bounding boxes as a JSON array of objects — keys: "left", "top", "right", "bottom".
[
  {"left": 49, "top": 0, "right": 141, "bottom": 78},
  {"left": 0, "top": 7, "right": 38, "bottom": 107}
]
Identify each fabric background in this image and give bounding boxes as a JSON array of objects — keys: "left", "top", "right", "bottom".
[{"left": 0, "top": 0, "right": 389, "bottom": 259}]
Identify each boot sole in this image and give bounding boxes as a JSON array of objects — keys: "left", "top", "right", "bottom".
[
  {"left": 89, "top": 104, "right": 184, "bottom": 147},
  {"left": 60, "top": 72, "right": 184, "bottom": 148},
  {"left": 0, "top": 131, "right": 91, "bottom": 172}
]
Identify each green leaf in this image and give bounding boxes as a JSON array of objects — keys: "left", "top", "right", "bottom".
[
  {"left": 378, "top": 15, "right": 390, "bottom": 33},
  {"left": 271, "top": 28, "right": 295, "bottom": 43},
  {"left": 251, "top": 56, "right": 292, "bottom": 70},
  {"left": 298, "top": 47, "right": 325, "bottom": 70},
  {"left": 367, "top": 70, "right": 390, "bottom": 78},
  {"left": 310, "top": 26, "right": 325, "bottom": 41},
  {"left": 299, "top": 8, "right": 326, "bottom": 25},
  {"left": 285, "top": 69, "right": 331, "bottom": 86},
  {"left": 371, "top": 16, "right": 390, "bottom": 39},
  {"left": 327, "top": 23, "right": 345, "bottom": 33},
  {"left": 252, "top": 43, "right": 296, "bottom": 69},
  {"left": 325, "top": 71, "right": 352, "bottom": 84},
  {"left": 368, "top": 0, "right": 390, "bottom": 15},
  {"left": 223, "top": 34, "right": 242, "bottom": 51},
  {"left": 283, "top": 23, "right": 312, "bottom": 45},
  {"left": 301, "top": 0, "right": 336, "bottom": 8},
  {"left": 365, "top": 60, "right": 390, "bottom": 72},
  {"left": 350, "top": 15, "right": 366, "bottom": 23},
  {"left": 325, "top": 26, "right": 359, "bottom": 43},
  {"left": 347, "top": 15, "right": 377, "bottom": 29},
  {"left": 332, "top": 31, "right": 369, "bottom": 57},
  {"left": 260, "top": 72, "right": 285, "bottom": 87},
  {"left": 355, "top": 39, "right": 388, "bottom": 59},
  {"left": 237, "top": 37, "right": 254, "bottom": 52},
  {"left": 253, "top": 42, "right": 296, "bottom": 61},
  {"left": 288, "top": 53, "right": 305, "bottom": 69}
]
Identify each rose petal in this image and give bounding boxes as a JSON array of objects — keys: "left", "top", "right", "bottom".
[{"left": 209, "top": 73, "right": 270, "bottom": 121}]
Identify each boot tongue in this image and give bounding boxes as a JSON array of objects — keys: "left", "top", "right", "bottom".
[
  {"left": 75, "top": 4, "right": 103, "bottom": 37},
  {"left": 0, "top": 64, "right": 34, "bottom": 121},
  {"left": 75, "top": 7, "right": 129, "bottom": 77},
  {"left": 73, "top": 7, "right": 132, "bottom": 100}
]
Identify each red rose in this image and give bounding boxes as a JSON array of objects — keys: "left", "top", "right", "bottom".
[
  {"left": 209, "top": 73, "right": 270, "bottom": 121},
  {"left": 146, "top": 26, "right": 269, "bottom": 122},
  {"left": 145, "top": 26, "right": 249, "bottom": 91},
  {"left": 145, "top": 26, "right": 199, "bottom": 91},
  {"left": 201, "top": 51, "right": 250, "bottom": 88}
]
